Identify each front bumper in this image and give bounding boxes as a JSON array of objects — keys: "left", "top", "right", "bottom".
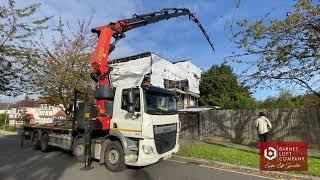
[{"left": 124, "top": 137, "right": 179, "bottom": 166}]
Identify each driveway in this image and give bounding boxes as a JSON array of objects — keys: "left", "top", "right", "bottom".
[{"left": 0, "top": 137, "right": 273, "bottom": 180}]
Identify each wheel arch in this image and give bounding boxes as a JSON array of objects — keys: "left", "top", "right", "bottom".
[
  {"left": 99, "top": 130, "right": 128, "bottom": 164},
  {"left": 40, "top": 130, "right": 49, "bottom": 138},
  {"left": 30, "top": 129, "right": 41, "bottom": 150},
  {"left": 72, "top": 133, "right": 84, "bottom": 149},
  {"left": 31, "top": 129, "right": 41, "bottom": 141}
]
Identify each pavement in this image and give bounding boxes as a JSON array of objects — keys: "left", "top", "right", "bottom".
[
  {"left": 0, "top": 137, "right": 282, "bottom": 180},
  {"left": 0, "top": 130, "right": 17, "bottom": 136}
]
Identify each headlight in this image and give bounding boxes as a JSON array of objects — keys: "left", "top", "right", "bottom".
[{"left": 142, "top": 145, "right": 154, "bottom": 154}]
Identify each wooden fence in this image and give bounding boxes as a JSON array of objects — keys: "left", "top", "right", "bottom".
[{"left": 179, "top": 108, "right": 320, "bottom": 148}]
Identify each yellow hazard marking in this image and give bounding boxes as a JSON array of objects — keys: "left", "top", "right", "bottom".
[
  {"left": 111, "top": 128, "right": 142, "bottom": 133},
  {"left": 98, "top": 48, "right": 104, "bottom": 62}
]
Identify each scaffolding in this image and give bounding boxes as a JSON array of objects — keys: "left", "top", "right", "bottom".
[{"left": 110, "top": 52, "right": 202, "bottom": 109}]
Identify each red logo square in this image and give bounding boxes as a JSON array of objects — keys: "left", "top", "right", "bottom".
[{"left": 260, "top": 142, "right": 308, "bottom": 171}]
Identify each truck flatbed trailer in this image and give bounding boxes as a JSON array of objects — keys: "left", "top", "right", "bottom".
[
  {"left": 24, "top": 120, "right": 108, "bottom": 162},
  {"left": 24, "top": 124, "right": 73, "bottom": 132}
]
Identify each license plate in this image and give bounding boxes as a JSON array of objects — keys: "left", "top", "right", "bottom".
[{"left": 163, "top": 154, "right": 172, "bottom": 160}]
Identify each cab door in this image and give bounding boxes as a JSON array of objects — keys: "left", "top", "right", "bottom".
[{"left": 110, "top": 87, "right": 142, "bottom": 138}]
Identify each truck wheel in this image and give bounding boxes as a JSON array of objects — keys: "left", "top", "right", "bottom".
[
  {"left": 31, "top": 132, "right": 40, "bottom": 150},
  {"left": 73, "top": 138, "right": 85, "bottom": 163},
  {"left": 40, "top": 133, "right": 50, "bottom": 152},
  {"left": 104, "top": 141, "right": 126, "bottom": 172}
]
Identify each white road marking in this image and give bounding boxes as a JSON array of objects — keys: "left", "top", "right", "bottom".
[{"left": 168, "top": 159, "right": 279, "bottom": 180}]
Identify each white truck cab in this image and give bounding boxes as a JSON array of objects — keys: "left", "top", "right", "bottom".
[
  {"left": 24, "top": 85, "right": 180, "bottom": 172},
  {"left": 108, "top": 85, "right": 180, "bottom": 166}
]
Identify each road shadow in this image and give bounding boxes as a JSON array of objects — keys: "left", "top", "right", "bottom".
[{"left": 0, "top": 137, "right": 75, "bottom": 180}]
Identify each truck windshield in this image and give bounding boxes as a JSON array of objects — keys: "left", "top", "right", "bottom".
[{"left": 144, "top": 91, "right": 177, "bottom": 115}]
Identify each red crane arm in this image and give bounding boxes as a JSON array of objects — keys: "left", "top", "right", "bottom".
[{"left": 91, "top": 8, "right": 214, "bottom": 130}]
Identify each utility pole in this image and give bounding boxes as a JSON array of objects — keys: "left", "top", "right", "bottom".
[{"left": 3, "top": 95, "right": 11, "bottom": 135}]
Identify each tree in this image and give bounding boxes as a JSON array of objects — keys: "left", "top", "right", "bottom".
[
  {"left": 228, "top": 0, "right": 320, "bottom": 98},
  {"left": 28, "top": 19, "right": 95, "bottom": 115},
  {"left": 259, "top": 90, "right": 295, "bottom": 109},
  {"left": 199, "top": 64, "right": 256, "bottom": 109},
  {"left": 0, "top": 0, "right": 50, "bottom": 95},
  {"left": 0, "top": 114, "right": 6, "bottom": 127},
  {"left": 18, "top": 109, "right": 31, "bottom": 125},
  {"left": 258, "top": 89, "right": 320, "bottom": 109}
]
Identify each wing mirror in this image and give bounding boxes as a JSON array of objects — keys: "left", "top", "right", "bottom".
[{"left": 127, "top": 90, "right": 135, "bottom": 113}]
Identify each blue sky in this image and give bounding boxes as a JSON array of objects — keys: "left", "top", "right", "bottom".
[{"left": 1, "top": 0, "right": 300, "bottom": 102}]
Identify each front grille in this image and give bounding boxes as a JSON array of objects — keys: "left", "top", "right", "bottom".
[{"left": 154, "top": 124, "right": 177, "bottom": 154}]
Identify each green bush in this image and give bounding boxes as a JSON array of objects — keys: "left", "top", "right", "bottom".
[{"left": 0, "top": 114, "right": 6, "bottom": 126}]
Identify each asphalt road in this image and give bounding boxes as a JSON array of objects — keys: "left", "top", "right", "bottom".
[{"left": 0, "top": 136, "right": 272, "bottom": 180}]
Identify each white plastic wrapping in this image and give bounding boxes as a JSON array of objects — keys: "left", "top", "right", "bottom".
[{"left": 109, "top": 53, "right": 202, "bottom": 94}]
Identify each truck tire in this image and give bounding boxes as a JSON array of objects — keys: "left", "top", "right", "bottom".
[
  {"left": 31, "top": 132, "right": 40, "bottom": 150},
  {"left": 40, "top": 133, "right": 50, "bottom": 152},
  {"left": 104, "top": 141, "right": 126, "bottom": 172},
  {"left": 73, "top": 138, "right": 85, "bottom": 163}
]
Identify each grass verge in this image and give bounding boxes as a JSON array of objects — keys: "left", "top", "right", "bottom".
[
  {"left": 3, "top": 134, "right": 18, "bottom": 138},
  {"left": 0, "top": 125, "right": 17, "bottom": 132},
  {"left": 177, "top": 143, "right": 320, "bottom": 177}
]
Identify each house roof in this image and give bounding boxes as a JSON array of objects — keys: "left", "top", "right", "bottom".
[
  {"left": 11, "top": 96, "right": 49, "bottom": 108},
  {"left": 14, "top": 100, "right": 39, "bottom": 108},
  {"left": 0, "top": 103, "right": 13, "bottom": 110},
  {"left": 28, "top": 113, "right": 35, "bottom": 119},
  {"left": 54, "top": 110, "right": 66, "bottom": 117}
]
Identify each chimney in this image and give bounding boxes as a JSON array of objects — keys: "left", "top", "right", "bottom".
[{"left": 25, "top": 96, "right": 30, "bottom": 101}]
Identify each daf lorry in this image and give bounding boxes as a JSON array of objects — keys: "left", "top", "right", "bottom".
[{"left": 23, "top": 8, "right": 214, "bottom": 172}]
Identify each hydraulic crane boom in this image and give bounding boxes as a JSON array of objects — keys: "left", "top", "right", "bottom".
[{"left": 91, "top": 8, "right": 214, "bottom": 130}]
